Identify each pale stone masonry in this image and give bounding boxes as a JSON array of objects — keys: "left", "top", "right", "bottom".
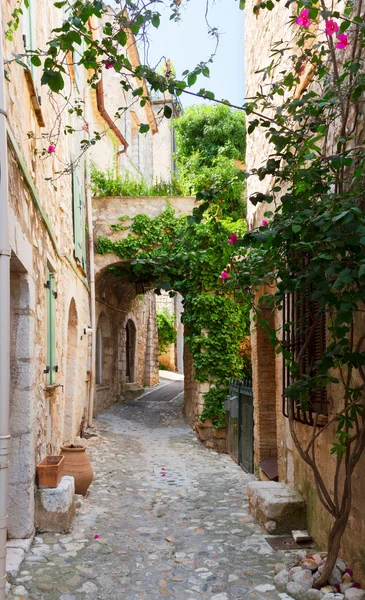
[{"left": 1, "top": 0, "right": 182, "bottom": 543}]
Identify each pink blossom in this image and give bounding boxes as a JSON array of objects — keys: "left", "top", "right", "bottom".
[
  {"left": 296, "top": 8, "right": 311, "bottom": 28},
  {"left": 221, "top": 271, "right": 229, "bottom": 280},
  {"left": 103, "top": 60, "right": 114, "bottom": 69},
  {"left": 161, "top": 473, "right": 167, "bottom": 477},
  {"left": 325, "top": 19, "right": 339, "bottom": 36},
  {"left": 161, "top": 467, "right": 165, "bottom": 471},
  {"left": 94, "top": 535, "right": 100, "bottom": 539},
  {"left": 261, "top": 219, "right": 268, "bottom": 226},
  {"left": 228, "top": 233, "right": 238, "bottom": 245},
  {"left": 345, "top": 569, "right": 354, "bottom": 577},
  {"left": 336, "top": 33, "right": 349, "bottom": 49},
  {"left": 352, "top": 584, "right": 361, "bottom": 589},
  {"left": 47, "top": 145, "right": 55, "bottom": 153}
]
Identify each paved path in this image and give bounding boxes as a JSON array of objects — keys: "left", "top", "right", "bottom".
[{"left": 7, "top": 382, "right": 286, "bottom": 600}]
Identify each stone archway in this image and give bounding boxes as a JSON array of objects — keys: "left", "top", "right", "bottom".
[
  {"left": 63, "top": 299, "right": 78, "bottom": 443},
  {"left": 125, "top": 318, "right": 137, "bottom": 383}
]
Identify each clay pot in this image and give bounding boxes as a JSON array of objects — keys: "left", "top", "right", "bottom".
[{"left": 60, "top": 444, "right": 93, "bottom": 496}]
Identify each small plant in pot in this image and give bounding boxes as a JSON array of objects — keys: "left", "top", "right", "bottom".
[{"left": 60, "top": 443, "right": 93, "bottom": 496}]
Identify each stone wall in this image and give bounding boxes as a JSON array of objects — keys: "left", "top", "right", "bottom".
[
  {"left": 244, "top": 0, "right": 365, "bottom": 582},
  {"left": 183, "top": 333, "right": 226, "bottom": 452},
  {"left": 3, "top": 0, "right": 93, "bottom": 539}
]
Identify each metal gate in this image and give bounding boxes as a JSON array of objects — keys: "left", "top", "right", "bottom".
[{"left": 225, "top": 378, "right": 254, "bottom": 473}]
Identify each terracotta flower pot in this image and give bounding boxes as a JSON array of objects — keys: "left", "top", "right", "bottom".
[
  {"left": 60, "top": 444, "right": 93, "bottom": 496},
  {"left": 36, "top": 455, "right": 64, "bottom": 488}
]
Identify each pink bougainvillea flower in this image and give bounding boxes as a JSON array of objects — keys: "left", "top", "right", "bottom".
[
  {"left": 94, "top": 535, "right": 100, "bottom": 539},
  {"left": 325, "top": 19, "right": 339, "bottom": 36},
  {"left": 352, "top": 583, "right": 361, "bottom": 589},
  {"left": 345, "top": 569, "right": 354, "bottom": 577},
  {"left": 336, "top": 33, "right": 349, "bottom": 49},
  {"left": 296, "top": 8, "right": 311, "bottom": 28},
  {"left": 47, "top": 145, "right": 56, "bottom": 153},
  {"left": 103, "top": 60, "right": 114, "bottom": 69},
  {"left": 221, "top": 271, "right": 229, "bottom": 280},
  {"left": 161, "top": 473, "right": 167, "bottom": 477},
  {"left": 161, "top": 467, "right": 165, "bottom": 471},
  {"left": 261, "top": 219, "right": 268, "bottom": 226},
  {"left": 228, "top": 233, "right": 238, "bottom": 245}
]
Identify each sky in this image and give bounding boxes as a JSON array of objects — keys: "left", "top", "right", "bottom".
[{"left": 144, "top": 0, "right": 245, "bottom": 109}]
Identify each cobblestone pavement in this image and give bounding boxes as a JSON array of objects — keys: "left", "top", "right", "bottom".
[{"left": 7, "top": 383, "right": 288, "bottom": 600}]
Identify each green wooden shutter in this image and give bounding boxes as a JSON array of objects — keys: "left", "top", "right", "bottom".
[
  {"left": 45, "top": 270, "right": 57, "bottom": 385},
  {"left": 72, "top": 161, "right": 86, "bottom": 270}
]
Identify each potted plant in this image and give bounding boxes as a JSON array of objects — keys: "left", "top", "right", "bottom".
[
  {"left": 36, "top": 455, "right": 64, "bottom": 488},
  {"left": 60, "top": 444, "right": 93, "bottom": 496}
]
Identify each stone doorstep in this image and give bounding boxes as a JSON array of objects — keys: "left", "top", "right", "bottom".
[
  {"left": 248, "top": 480, "right": 307, "bottom": 535},
  {"left": 6, "top": 536, "right": 34, "bottom": 578}
]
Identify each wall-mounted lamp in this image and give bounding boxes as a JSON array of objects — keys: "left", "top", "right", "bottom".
[{"left": 84, "top": 327, "right": 93, "bottom": 335}]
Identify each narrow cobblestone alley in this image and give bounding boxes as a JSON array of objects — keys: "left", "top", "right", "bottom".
[{"left": 8, "top": 381, "right": 288, "bottom": 600}]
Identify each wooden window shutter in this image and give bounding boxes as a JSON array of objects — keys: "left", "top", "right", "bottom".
[
  {"left": 282, "top": 290, "right": 328, "bottom": 426},
  {"left": 72, "top": 161, "right": 86, "bottom": 270},
  {"left": 45, "top": 270, "right": 57, "bottom": 385}
]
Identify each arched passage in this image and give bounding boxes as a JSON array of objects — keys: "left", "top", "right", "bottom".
[
  {"left": 63, "top": 299, "right": 78, "bottom": 443},
  {"left": 125, "top": 318, "right": 137, "bottom": 383}
]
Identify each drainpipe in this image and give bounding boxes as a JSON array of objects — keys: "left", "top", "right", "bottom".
[
  {"left": 0, "top": 6, "right": 11, "bottom": 600},
  {"left": 86, "top": 156, "right": 96, "bottom": 427}
]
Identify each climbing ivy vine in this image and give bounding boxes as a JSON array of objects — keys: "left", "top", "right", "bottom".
[{"left": 97, "top": 205, "right": 250, "bottom": 428}]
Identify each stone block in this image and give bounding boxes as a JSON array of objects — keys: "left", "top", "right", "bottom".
[
  {"left": 247, "top": 481, "right": 307, "bottom": 534},
  {"left": 213, "top": 427, "right": 227, "bottom": 439},
  {"left": 196, "top": 426, "right": 213, "bottom": 441},
  {"left": 215, "top": 438, "right": 227, "bottom": 453},
  {"left": 35, "top": 476, "right": 75, "bottom": 533},
  {"left": 6, "top": 547, "right": 25, "bottom": 578}
]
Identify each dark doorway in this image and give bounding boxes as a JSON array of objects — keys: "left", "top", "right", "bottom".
[{"left": 126, "top": 319, "right": 136, "bottom": 382}]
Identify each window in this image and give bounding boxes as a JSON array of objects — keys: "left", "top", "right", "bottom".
[
  {"left": 282, "top": 290, "right": 328, "bottom": 426},
  {"left": 72, "top": 159, "right": 86, "bottom": 270},
  {"left": 45, "top": 268, "right": 58, "bottom": 385}
]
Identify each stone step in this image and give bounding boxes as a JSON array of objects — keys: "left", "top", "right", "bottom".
[
  {"left": 248, "top": 480, "right": 307, "bottom": 535},
  {"left": 123, "top": 387, "right": 145, "bottom": 401},
  {"left": 125, "top": 382, "right": 138, "bottom": 390}
]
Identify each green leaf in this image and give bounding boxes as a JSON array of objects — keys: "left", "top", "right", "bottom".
[
  {"left": 41, "top": 69, "right": 65, "bottom": 92},
  {"left": 151, "top": 13, "right": 160, "bottom": 28},
  {"left": 163, "top": 105, "right": 172, "bottom": 119},
  {"left": 187, "top": 72, "right": 197, "bottom": 87},
  {"left": 292, "top": 224, "right": 302, "bottom": 233},
  {"left": 115, "top": 30, "right": 127, "bottom": 46},
  {"left": 30, "top": 56, "right": 42, "bottom": 67},
  {"left": 54, "top": 1, "right": 67, "bottom": 7},
  {"left": 139, "top": 123, "right": 150, "bottom": 134}
]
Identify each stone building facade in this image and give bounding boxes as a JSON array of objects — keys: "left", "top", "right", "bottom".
[
  {"left": 1, "top": 0, "right": 179, "bottom": 543},
  {"left": 244, "top": 0, "right": 365, "bottom": 581},
  {"left": 156, "top": 290, "right": 184, "bottom": 373}
]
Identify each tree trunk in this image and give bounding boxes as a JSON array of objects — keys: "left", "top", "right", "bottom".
[{"left": 315, "top": 516, "right": 348, "bottom": 588}]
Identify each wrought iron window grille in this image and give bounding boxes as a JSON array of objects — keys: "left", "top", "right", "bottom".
[{"left": 282, "top": 290, "right": 329, "bottom": 427}]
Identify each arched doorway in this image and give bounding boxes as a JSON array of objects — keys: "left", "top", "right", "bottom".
[
  {"left": 125, "top": 319, "right": 136, "bottom": 383},
  {"left": 63, "top": 299, "right": 78, "bottom": 443}
]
